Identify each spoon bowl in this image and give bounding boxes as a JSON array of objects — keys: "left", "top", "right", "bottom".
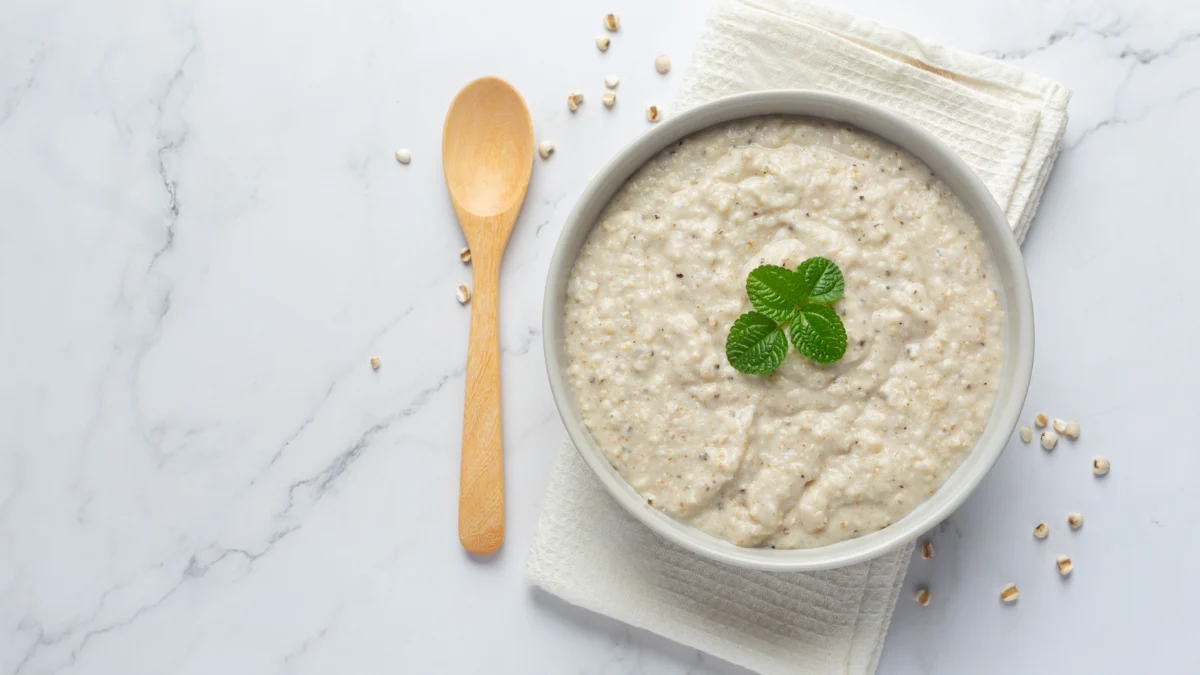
[
  {"left": 444, "top": 79, "right": 534, "bottom": 218},
  {"left": 442, "top": 76, "right": 533, "bottom": 555}
]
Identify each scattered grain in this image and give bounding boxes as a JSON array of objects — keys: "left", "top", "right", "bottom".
[
  {"left": 915, "top": 588, "right": 931, "bottom": 606},
  {"left": 1040, "top": 430, "right": 1059, "bottom": 450},
  {"left": 920, "top": 541, "right": 934, "bottom": 560},
  {"left": 1065, "top": 420, "right": 1080, "bottom": 439}
]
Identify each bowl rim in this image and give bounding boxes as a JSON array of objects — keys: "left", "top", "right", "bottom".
[{"left": 541, "top": 90, "right": 1034, "bottom": 572}]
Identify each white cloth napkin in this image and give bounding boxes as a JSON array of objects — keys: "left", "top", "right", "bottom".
[{"left": 527, "top": 1, "right": 1070, "bottom": 674}]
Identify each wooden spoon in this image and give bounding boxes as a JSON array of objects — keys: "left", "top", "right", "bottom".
[{"left": 442, "top": 76, "right": 533, "bottom": 554}]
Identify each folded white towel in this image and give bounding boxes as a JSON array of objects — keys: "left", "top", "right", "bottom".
[{"left": 527, "top": 2, "right": 1069, "bottom": 673}]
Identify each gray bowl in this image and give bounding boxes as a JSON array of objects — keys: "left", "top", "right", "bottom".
[{"left": 541, "top": 91, "right": 1034, "bottom": 571}]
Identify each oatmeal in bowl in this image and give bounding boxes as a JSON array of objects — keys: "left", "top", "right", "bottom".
[{"left": 543, "top": 92, "right": 1032, "bottom": 571}]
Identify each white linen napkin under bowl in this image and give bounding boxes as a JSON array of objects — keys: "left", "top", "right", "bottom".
[{"left": 527, "top": 1, "right": 1070, "bottom": 673}]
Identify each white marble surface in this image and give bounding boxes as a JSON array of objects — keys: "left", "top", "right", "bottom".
[{"left": 2, "top": 0, "right": 1199, "bottom": 673}]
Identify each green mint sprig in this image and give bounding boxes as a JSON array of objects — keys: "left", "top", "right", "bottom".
[{"left": 725, "top": 257, "right": 848, "bottom": 374}]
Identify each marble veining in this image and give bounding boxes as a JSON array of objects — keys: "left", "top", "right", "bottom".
[{"left": 2, "top": 1, "right": 1199, "bottom": 673}]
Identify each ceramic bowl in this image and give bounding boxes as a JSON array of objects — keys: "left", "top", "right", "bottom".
[{"left": 541, "top": 90, "right": 1033, "bottom": 571}]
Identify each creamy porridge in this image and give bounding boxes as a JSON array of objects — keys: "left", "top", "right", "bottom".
[{"left": 564, "top": 116, "right": 1004, "bottom": 549}]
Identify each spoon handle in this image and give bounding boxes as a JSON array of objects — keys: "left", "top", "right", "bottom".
[{"left": 459, "top": 254, "right": 504, "bottom": 554}]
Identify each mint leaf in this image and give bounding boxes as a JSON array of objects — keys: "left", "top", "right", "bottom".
[
  {"left": 726, "top": 312, "right": 789, "bottom": 374},
  {"left": 798, "top": 256, "right": 844, "bottom": 304},
  {"left": 746, "top": 265, "right": 803, "bottom": 321},
  {"left": 790, "top": 304, "right": 848, "bottom": 364},
  {"left": 727, "top": 256, "right": 849, "bottom": 374}
]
